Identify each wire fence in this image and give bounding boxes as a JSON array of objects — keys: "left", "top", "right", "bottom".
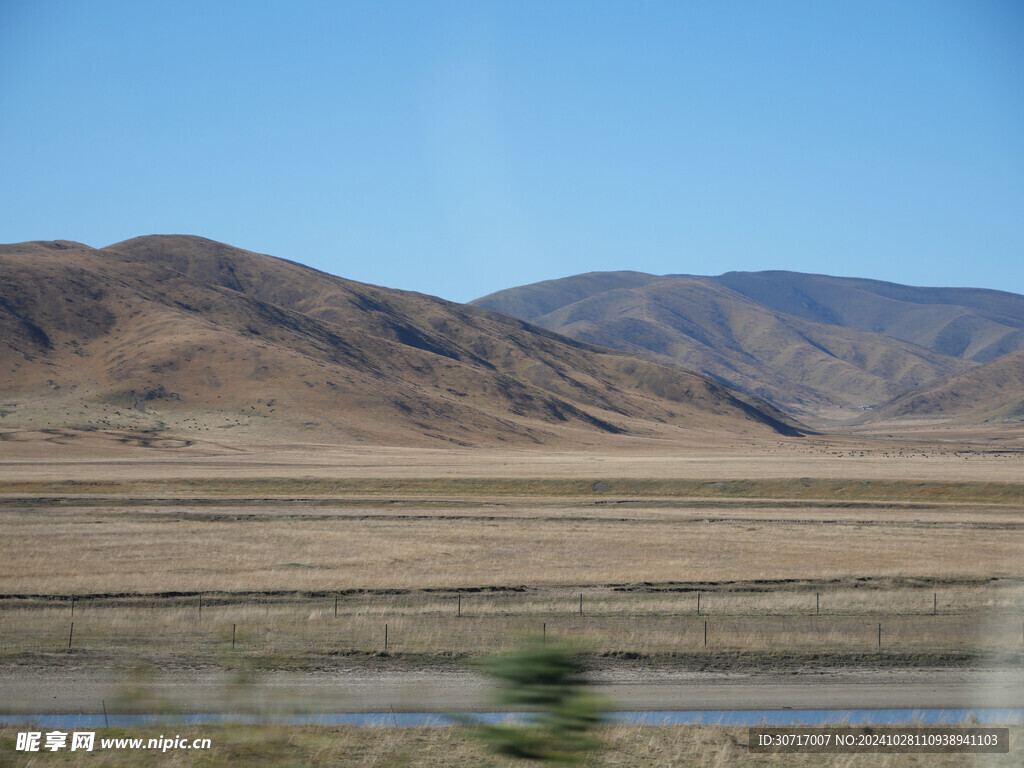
[{"left": 2, "top": 584, "right": 1021, "bottom": 658}]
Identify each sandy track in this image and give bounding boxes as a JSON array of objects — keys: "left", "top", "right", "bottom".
[{"left": 2, "top": 668, "right": 1022, "bottom": 715}]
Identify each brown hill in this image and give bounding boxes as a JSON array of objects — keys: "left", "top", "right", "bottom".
[
  {"left": 473, "top": 272, "right": 982, "bottom": 422},
  {"left": 0, "top": 236, "right": 804, "bottom": 446},
  {"left": 714, "top": 271, "right": 1024, "bottom": 362},
  {"left": 870, "top": 350, "right": 1024, "bottom": 423}
]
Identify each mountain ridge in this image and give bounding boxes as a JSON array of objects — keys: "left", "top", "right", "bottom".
[
  {"left": 0, "top": 236, "right": 805, "bottom": 447},
  {"left": 473, "top": 270, "right": 1024, "bottom": 424}
]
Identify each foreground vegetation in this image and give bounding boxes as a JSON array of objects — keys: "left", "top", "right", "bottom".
[{"left": 1, "top": 724, "right": 1020, "bottom": 767}]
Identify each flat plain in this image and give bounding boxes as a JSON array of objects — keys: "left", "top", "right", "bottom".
[{"left": 1, "top": 425, "right": 1022, "bottom": 764}]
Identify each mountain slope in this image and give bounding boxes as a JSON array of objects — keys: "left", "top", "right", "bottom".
[
  {"left": 474, "top": 272, "right": 990, "bottom": 421},
  {"left": 871, "top": 350, "right": 1024, "bottom": 423},
  {"left": 713, "top": 271, "right": 1024, "bottom": 362},
  {"left": 0, "top": 237, "right": 804, "bottom": 446}
]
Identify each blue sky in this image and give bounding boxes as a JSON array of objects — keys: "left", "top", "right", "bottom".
[{"left": 2, "top": 0, "right": 1022, "bottom": 302}]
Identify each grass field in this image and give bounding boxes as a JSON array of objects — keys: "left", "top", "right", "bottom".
[
  {"left": 2, "top": 477, "right": 1021, "bottom": 595},
  {"left": 2, "top": 464, "right": 1022, "bottom": 764},
  {"left": 1, "top": 479, "right": 1021, "bottom": 671},
  {"left": 2, "top": 584, "right": 1021, "bottom": 674},
  {"left": 3, "top": 476, "right": 1024, "bottom": 502}
]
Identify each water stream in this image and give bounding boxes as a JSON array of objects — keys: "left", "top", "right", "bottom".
[{"left": 3, "top": 709, "right": 1022, "bottom": 729}]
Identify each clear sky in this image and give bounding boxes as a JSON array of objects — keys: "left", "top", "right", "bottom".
[{"left": 2, "top": 0, "right": 1022, "bottom": 302}]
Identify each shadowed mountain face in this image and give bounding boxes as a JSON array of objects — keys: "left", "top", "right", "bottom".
[
  {"left": 712, "top": 271, "right": 1024, "bottom": 363},
  {"left": 0, "top": 236, "right": 804, "bottom": 446},
  {"left": 872, "top": 350, "right": 1024, "bottom": 423},
  {"left": 473, "top": 271, "right": 1024, "bottom": 424}
]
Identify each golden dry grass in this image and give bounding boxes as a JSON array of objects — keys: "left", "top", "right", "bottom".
[
  {"left": 3, "top": 475, "right": 1024, "bottom": 503},
  {"left": 3, "top": 582, "right": 1021, "bottom": 664},
  {"left": 1, "top": 499, "right": 1020, "bottom": 594},
  {"left": 1, "top": 424, "right": 1023, "bottom": 484},
  {"left": 2, "top": 471, "right": 1020, "bottom": 667}
]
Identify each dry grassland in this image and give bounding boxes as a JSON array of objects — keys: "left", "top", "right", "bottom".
[
  {"left": 1, "top": 498, "right": 1020, "bottom": 594},
  {"left": 4, "top": 475, "right": 1024, "bottom": 503},
  {"left": 1, "top": 424, "right": 1022, "bottom": 483},
  {"left": 1, "top": 431, "right": 1021, "bottom": 686},
  {"left": 2, "top": 471, "right": 1021, "bottom": 666},
  {"left": 3, "top": 586, "right": 1021, "bottom": 665}
]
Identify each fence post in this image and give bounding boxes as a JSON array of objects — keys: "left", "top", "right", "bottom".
[
  {"left": 579, "top": 593, "right": 583, "bottom": 616},
  {"left": 198, "top": 593, "right": 202, "bottom": 623},
  {"left": 385, "top": 623, "right": 388, "bottom": 652},
  {"left": 878, "top": 623, "right": 881, "bottom": 648},
  {"left": 335, "top": 595, "right": 338, "bottom": 618},
  {"left": 232, "top": 624, "right": 236, "bottom": 650},
  {"left": 697, "top": 592, "right": 701, "bottom": 615},
  {"left": 68, "top": 622, "right": 74, "bottom": 651},
  {"left": 933, "top": 593, "right": 937, "bottom": 616},
  {"left": 71, "top": 595, "right": 74, "bottom": 618},
  {"left": 704, "top": 620, "right": 707, "bottom": 647},
  {"left": 816, "top": 593, "right": 819, "bottom": 615},
  {"left": 458, "top": 593, "right": 461, "bottom": 618},
  {"left": 543, "top": 622, "right": 546, "bottom": 644}
]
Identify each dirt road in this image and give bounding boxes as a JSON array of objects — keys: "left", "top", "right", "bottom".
[{"left": 2, "top": 668, "right": 1021, "bottom": 715}]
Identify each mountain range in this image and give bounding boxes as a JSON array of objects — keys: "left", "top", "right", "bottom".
[
  {"left": 473, "top": 270, "right": 1024, "bottom": 425},
  {"left": 3, "top": 235, "right": 1020, "bottom": 447},
  {"left": 0, "top": 236, "right": 802, "bottom": 446}
]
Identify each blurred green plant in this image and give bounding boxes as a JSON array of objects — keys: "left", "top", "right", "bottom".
[{"left": 475, "top": 640, "right": 605, "bottom": 764}]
